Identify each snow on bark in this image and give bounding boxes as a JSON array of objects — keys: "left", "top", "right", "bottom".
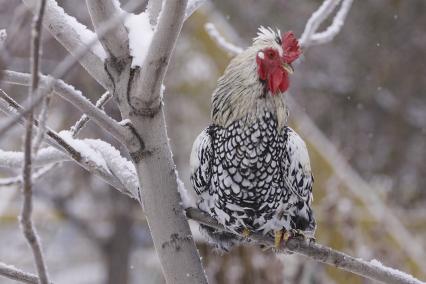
[
  {"left": 369, "top": 259, "right": 425, "bottom": 284},
  {"left": 42, "top": 0, "right": 107, "bottom": 60},
  {"left": 84, "top": 139, "right": 140, "bottom": 201},
  {"left": 124, "top": 12, "right": 154, "bottom": 67}
]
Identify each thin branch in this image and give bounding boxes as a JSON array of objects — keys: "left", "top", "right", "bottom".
[
  {"left": 20, "top": 0, "right": 50, "bottom": 282},
  {"left": 0, "top": 147, "right": 68, "bottom": 169},
  {"left": 70, "top": 91, "right": 112, "bottom": 137},
  {"left": 0, "top": 0, "right": 143, "bottom": 137},
  {"left": 22, "top": 0, "right": 108, "bottom": 87},
  {"left": 0, "top": 163, "right": 57, "bottom": 187},
  {"left": 85, "top": 0, "right": 129, "bottom": 59},
  {"left": 0, "top": 91, "right": 112, "bottom": 186},
  {"left": 184, "top": 0, "right": 207, "bottom": 19},
  {"left": 0, "top": 90, "right": 128, "bottom": 192},
  {"left": 0, "top": 261, "right": 49, "bottom": 284},
  {"left": 308, "top": 0, "right": 354, "bottom": 46},
  {"left": 204, "top": 23, "right": 243, "bottom": 56},
  {"left": 32, "top": 93, "right": 52, "bottom": 154},
  {"left": 186, "top": 208, "right": 426, "bottom": 284},
  {"left": 299, "top": 0, "right": 341, "bottom": 48},
  {"left": 130, "top": 0, "right": 188, "bottom": 114},
  {"left": 1, "top": 70, "right": 132, "bottom": 145}
]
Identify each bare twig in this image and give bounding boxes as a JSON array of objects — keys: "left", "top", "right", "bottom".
[
  {"left": 20, "top": 0, "right": 50, "bottom": 283},
  {"left": 186, "top": 208, "right": 426, "bottom": 284},
  {"left": 0, "top": 261, "right": 50, "bottom": 284},
  {"left": 71, "top": 91, "right": 112, "bottom": 137},
  {"left": 32, "top": 92, "right": 52, "bottom": 154}
]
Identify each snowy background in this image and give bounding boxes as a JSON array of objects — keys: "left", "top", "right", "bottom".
[{"left": 0, "top": 0, "right": 425, "bottom": 283}]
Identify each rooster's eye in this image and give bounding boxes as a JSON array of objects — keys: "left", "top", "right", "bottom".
[{"left": 267, "top": 50, "right": 276, "bottom": 59}]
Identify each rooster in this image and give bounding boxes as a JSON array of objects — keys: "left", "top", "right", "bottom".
[{"left": 190, "top": 27, "right": 315, "bottom": 251}]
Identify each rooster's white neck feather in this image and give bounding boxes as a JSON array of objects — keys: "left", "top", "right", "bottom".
[{"left": 211, "top": 27, "right": 288, "bottom": 130}]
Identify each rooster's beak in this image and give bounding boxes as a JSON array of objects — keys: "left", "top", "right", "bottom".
[{"left": 282, "top": 63, "right": 294, "bottom": 74}]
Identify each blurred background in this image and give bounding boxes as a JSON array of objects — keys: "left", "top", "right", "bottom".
[{"left": 0, "top": 0, "right": 425, "bottom": 283}]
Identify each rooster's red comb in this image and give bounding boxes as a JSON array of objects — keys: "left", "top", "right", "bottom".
[{"left": 282, "top": 31, "right": 301, "bottom": 64}]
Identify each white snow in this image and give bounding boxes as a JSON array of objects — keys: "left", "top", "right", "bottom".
[
  {"left": 58, "top": 131, "right": 140, "bottom": 200},
  {"left": 0, "top": 147, "right": 68, "bottom": 169},
  {"left": 59, "top": 131, "right": 109, "bottom": 172},
  {"left": 370, "top": 259, "right": 425, "bottom": 284},
  {"left": 175, "top": 170, "right": 195, "bottom": 208},
  {"left": 48, "top": 0, "right": 107, "bottom": 60},
  {"left": 124, "top": 12, "right": 155, "bottom": 67},
  {"left": 84, "top": 139, "right": 140, "bottom": 200}
]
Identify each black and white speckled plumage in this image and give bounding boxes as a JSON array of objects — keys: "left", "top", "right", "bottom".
[
  {"left": 190, "top": 110, "right": 315, "bottom": 250},
  {"left": 190, "top": 27, "right": 315, "bottom": 251}
]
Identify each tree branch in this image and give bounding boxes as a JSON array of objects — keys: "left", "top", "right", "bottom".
[
  {"left": 86, "top": 0, "right": 129, "bottom": 59},
  {"left": 186, "top": 208, "right": 426, "bottom": 284},
  {"left": 1, "top": 70, "right": 133, "bottom": 146},
  {"left": 70, "top": 91, "right": 112, "bottom": 136},
  {"left": 0, "top": 90, "right": 129, "bottom": 194},
  {"left": 20, "top": 0, "right": 50, "bottom": 282},
  {"left": 32, "top": 92, "right": 52, "bottom": 154},
  {"left": 299, "top": 0, "right": 341, "bottom": 47},
  {"left": 130, "top": 0, "right": 188, "bottom": 114},
  {"left": 204, "top": 23, "right": 243, "bottom": 56},
  {"left": 100, "top": 0, "right": 209, "bottom": 282},
  {"left": 21, "top": 0, "right": 108, "bottom": 87},
  {"left": 0, "top": 262, "right": 50, "bottom": 284},
  {"left": 308, "top": 0, "right": 354, "bottom": 46}
]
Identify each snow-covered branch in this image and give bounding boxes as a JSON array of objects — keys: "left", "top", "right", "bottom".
[
  {"left": 0, "top": 261, "right": 50, "bottom": 284},
  {"left": 130, "top": 0, "right": 188, "bottom": 114},
  {"left": 1, "top": 70, "right": 132, "bottom": 146},
  {"left": 204, "top": 23, "right": 243, "bottom": 56},
  {"left": 0, "top": 147, "right": 68, "bottom": 169},
  {"left": 22, "top": 0, "right": 108, "bottom": 87},
  {"left": 300, "top": 0, "right": 354, "bottom": 48},
  {"left": 0, "top": 90, "right": 132, "bottom": 195},
  {"left": 86, "top": 0, "right": 129, "bottom": 59},
  {"left": 186, "top": 208, "right": 426, "bottom": 284}
]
